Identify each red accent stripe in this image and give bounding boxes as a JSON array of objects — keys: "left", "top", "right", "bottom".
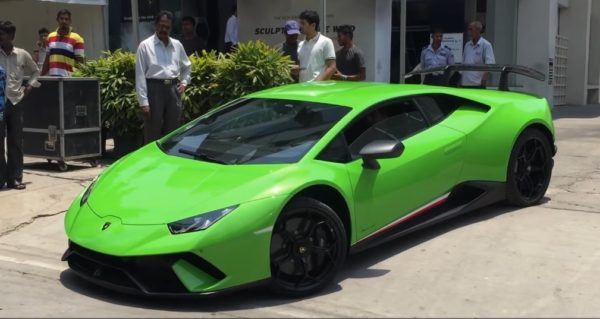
[{"left": 359, "top": 196, "right": 449, "bottom": 243}]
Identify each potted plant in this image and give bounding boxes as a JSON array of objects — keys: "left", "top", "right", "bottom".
[{"left": 182, "top": 41, "right": 293, "bottom": 122}]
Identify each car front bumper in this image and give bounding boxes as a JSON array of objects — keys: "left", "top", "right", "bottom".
[
  {"left": 63, "top": 196, "right": 287, "bottom": 295},
  {"left": 62, "top": 241, "right": 268, "bottom": 297}
]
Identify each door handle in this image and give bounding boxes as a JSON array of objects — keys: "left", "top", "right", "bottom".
[{"left": 444, "top": 140, "right": 463, "bottom": 155}]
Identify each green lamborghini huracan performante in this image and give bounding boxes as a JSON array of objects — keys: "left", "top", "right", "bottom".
[{"left": 63, "top": 65, "right": 556, "bottom": 297}]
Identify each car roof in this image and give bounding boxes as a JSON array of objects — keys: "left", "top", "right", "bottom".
[
  {"left": 247, "top": 81, "right": 542, "bottom": 111},
  {"left": 248, "top": 82, "right": 420, "bottom": 109}
]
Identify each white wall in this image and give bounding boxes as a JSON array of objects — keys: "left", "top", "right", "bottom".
[
  {"left": 237, "top": 0, "right": 392, "bottom": 82},
  {"left": 0, "top": 0, "right": 107, "bottom": 59},
  {"left": 485, "top": 0, "right": 518, "bottom": 87},
  {"left": 588, "top": 0, "right": 600, "bottom": 103},
  {"left": 516, "top": 0, "right": 555, "bottom": 103},
  {"left": 561, "top": 0, "right": 591, "bottom": 105},
  {"left": 486, "top": 0, "right": 517, "bottom": 65}
]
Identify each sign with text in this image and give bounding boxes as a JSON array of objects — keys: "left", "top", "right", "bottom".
[
  {"left": 238, "top": 0, "right": 380, "bottom": 81},
  {"left": 434, "top": 33, "right": 464, "bottom": 63}
]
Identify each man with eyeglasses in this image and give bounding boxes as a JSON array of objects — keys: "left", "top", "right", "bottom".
[{"left": 461, "top": 21, "right": 495, "bottom": 88}]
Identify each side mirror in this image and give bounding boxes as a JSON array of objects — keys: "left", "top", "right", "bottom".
[{"left": 359, "top": 140, "right": 405, "bottom": 170}]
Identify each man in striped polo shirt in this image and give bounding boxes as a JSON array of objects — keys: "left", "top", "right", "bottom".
[{"left": 42, "top": 9, "right": 84, "bottom": 77}]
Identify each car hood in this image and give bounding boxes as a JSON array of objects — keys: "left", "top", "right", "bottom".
[{"left": 87, "top": 143, "right": 297, "bottom": 225}]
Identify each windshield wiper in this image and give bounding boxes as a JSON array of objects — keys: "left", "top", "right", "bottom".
[{"left": 178, "top": 148, "right": 229, "bottom": 165}]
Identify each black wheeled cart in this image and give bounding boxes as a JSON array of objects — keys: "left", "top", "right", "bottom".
[{"left": 21, "top": 77, "right": 101, "bottom": 171}]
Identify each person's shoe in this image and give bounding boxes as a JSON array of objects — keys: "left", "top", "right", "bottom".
[{"left": 7, "top": 181, "right": 26, "bottom": 190}]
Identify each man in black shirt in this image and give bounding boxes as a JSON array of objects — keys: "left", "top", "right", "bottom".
[
  {"left": 332, "top": 25, "right": 366, "bottom": 81},
  {"left": 180, "top": 16, "right": 205, "bottom": 56},
  {"left": 277, "top": 20, "right": 300, "bottom": 65},
  {"left": 277, "top": 20, "right": 300, "bottom": 82}
]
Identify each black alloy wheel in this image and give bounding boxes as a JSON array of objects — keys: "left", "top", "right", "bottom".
[
  {"left": 270, "top": 197, "right": 347, "bottom": 297},
  {"left": 506, "top": 128, "right": 553, "bottom": 206}
]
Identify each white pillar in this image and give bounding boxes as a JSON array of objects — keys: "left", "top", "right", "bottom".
[
  {"left": 321, "top": 0, "right": 327, "bottom": 33},
  {"left": 102, "top": 4, "right": 109, "bottom": 51},
  {"left": 374, "top": 0, "right": 392, "bottom": 82},
  {"left": 130, "top": 0, "right": 140, "bottom": 50},
  {"left": 399, "top": 0, "right": 406, "bottom": 83}
]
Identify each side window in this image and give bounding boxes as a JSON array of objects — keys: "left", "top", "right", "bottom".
[
  {"left": 316, "top": 134, "right": 351, "bottom": 163},
  {"left": 414, "top": 94, "right": 467, "bottom": 125},
  {"left": 346, "top": 100, "right": 428, "bottom": 158},
  {"left": 415, "top": 96, "right": 445, "bottom": 124}
]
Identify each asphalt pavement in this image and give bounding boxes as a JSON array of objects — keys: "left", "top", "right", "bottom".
[{"left": 0, "top": 105, "right": 599, "bottom": 317}]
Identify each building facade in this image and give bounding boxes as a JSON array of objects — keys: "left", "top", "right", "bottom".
[
  {"left": 238, "top": 0, "right": 600, "bottom": 105},
  {"left": 107, "top": 0, "right": 236, "bottom": 53},
  {"left": 1, "top": 0, "right": 108, "bottom": 60},
  {"left": 4, "top": 0, "right": 597, "bottom": 105}
]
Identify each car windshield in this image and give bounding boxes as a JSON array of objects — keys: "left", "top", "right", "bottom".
[{"left": 159, "top": 98, "right": 350, "bottom": 164}]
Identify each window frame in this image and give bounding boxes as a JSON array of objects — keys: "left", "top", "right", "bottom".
[
  {"left": 316, "top": 96, "right": 433, "bottom": 164},
  {"left": 411, "top": 93, "right": 491, "bottom": 126}
]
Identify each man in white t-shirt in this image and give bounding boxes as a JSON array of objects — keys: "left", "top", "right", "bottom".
[{"left": 295, "top": 10, "right": 336, "bottom": 83}]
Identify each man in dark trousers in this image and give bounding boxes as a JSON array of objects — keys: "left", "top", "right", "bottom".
[
  {"left": 0, "top": 21, "right": 41, "bottom": 190},
  {"left": 332, "top": 25, "right": 366, "bottom": 81},
  {"left": 135, "top": 11, "right": 192, "bottom": 144}
]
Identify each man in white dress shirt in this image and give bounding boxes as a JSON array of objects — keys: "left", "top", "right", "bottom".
[
  {"left": 0, "top": 21, "right": 41, "bottom": 189},
  {"left": 461, "top": 21, "right": 495, "bottom": 88},
  {"left": 224, "top": 5, "right": 238, "bottom": 53},
  {"left": 135, "top": 10, "right": 192, "bottom": 144},
  {"left": 296, "top": 10, "right": 336, "bottom": 83}
]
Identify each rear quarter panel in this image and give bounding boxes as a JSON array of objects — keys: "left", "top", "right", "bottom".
[{"left": 439, "top": 90, "right": 555, "bottom": 182}]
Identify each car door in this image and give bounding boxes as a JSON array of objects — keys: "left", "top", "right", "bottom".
[{"left": 342, "top": 96, "right": 466, "bottom": 242}]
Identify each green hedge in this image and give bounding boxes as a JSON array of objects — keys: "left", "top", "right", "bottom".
[{"left": 74, "top": 41, "right": 293, "bottom": 136}]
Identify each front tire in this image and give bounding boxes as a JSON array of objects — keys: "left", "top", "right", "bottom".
[
  {"left": 506, "top": 128, "right": 553, "bottom": 206},
  {"left": 270, "top": 197, "right": 347, "bottom": 297}
]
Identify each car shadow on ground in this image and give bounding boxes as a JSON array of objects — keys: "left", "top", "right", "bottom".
[
  {"left": 552, "top": 104, "right": 600, "bottom": 120},
  {"left": 59, "top": 202, "right": 523, "bottom": 312}
]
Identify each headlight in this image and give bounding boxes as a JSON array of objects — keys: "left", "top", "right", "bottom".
[
  {"left": 80, "top": 179, "right": 97, "bottom": 207},
  {"left": 168, "top": 205, "right": 239, "bottom": 234}
]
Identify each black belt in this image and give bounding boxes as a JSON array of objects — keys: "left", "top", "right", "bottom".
[{"left": 147, "top": 78, "right": 178, "bottom": 85}]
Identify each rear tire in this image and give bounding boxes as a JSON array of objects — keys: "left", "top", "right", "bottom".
[
  {"left": 269, "top": 197, "right": 347, "bottom": 298},
  {"left": 506, "top": 128, "right": 553, "bottom": 206}
]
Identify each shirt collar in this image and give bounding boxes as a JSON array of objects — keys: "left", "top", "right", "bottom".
[
  {"left": 0, "top": 46, "right": 16, "bottom": 57},
  {"left": 470, "top": 37, "right": 483, "bottom": 47},
  {"left": 56, "top": 27, "right": 73, "bottom": 36},
  {"left": 153, "top": 33, "right": 173, "bottom": 48},
  {"left": 306, "top": 32, "right": 321, "bottom": 43}
]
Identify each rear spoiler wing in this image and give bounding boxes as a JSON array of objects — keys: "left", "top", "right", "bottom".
[{"left": 404, "top": 64, "right": 545, "bottom": 91}]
